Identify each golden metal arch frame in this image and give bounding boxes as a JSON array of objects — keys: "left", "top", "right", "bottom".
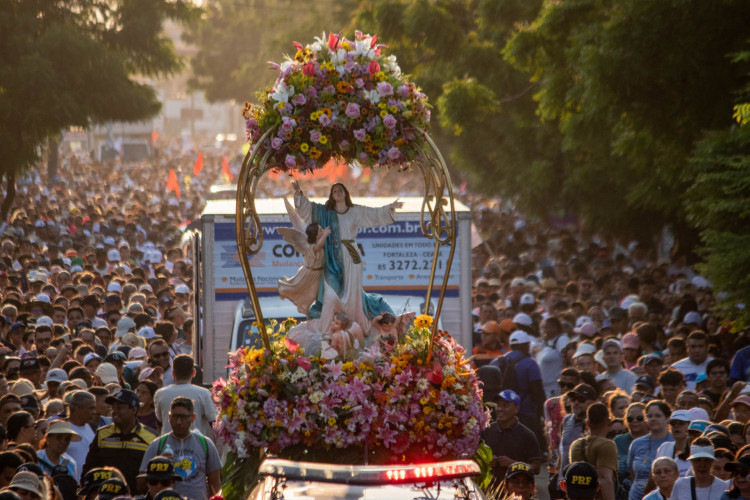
[{"left": 235, "top": 130, "right": 458, "bottom": 356}]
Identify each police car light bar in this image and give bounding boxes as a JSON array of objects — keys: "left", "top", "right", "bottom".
[{"left": 258, "top": 459, "right": 480, "bottom": 485}]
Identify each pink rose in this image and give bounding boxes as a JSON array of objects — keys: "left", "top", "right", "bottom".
[
  {"left": 285, "top": 155, "right": 296, "bottom": 169},
  {"left": 353, "top": 129, "right": 366, "bottom": 142},
  {"left": 355, "top": 78, "right": 365, "bottom": 88},
  {"left": 359, "top": 152, "right": 370, "bottom": 162},
  {"left": 387, "top": 146, "right": 401, "bottom": 161},
  {"left": 271, "top": 137, "right": 283, "bottom": 149},
  {"left": 319, "top": 114, "right": 331, "bottom": 127},
  {"left": 292, "top": 94, "right": 307, "bottom": 106},
  {"left": 339, "top": 140, "right": 350, "bottom": 150},
  {"left": 310, "top": 130, "right": 322, "bottom": 143},
  {"left": 398, "top": 84, "right": 410, "bottom": 98},
  {"left": 377, "top": 81, "right": 393, "bottom": 97},
  {"left": 383, "top": 114, "right": 397, "bottom": 129},
  {"left": 345, "top": 103, "right": 361, "bottom": 119}
]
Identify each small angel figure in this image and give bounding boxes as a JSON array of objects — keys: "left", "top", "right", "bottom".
[
  {"left": 321, "top": 312, "right": 363, "bottom": 360},
  {"left": 369, "top": 311, "right": 417, "bottom": 347},
  {"left": 277, "top": 197, "right": 332, "bottom": 315}
]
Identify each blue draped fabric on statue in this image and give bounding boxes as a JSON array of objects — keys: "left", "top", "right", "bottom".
[{"left": 308, "top": 203, "right": 393, "bottom": 320}]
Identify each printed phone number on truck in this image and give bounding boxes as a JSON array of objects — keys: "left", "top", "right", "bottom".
[{"left": 377, "top": 259, "right": 444, "bottom": 271}]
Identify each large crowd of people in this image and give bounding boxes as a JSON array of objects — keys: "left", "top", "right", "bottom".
[
  {"left": 1, "top": 142, "right": 748, "bottom": 500},
  {"left": 471, "top": 203, "right": 750, "bottom": 499}
]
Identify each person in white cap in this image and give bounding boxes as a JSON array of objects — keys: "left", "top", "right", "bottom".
[
  {"left": 596, "top": 338, "right": 638, "bottom": 394},
  {"left": 655, "top": 409, "right": 692, "bottom": 477},
  {"left": 668, "top": 438, "right": 729, "bottom": 500},
  {"left": 490, "top": 330, "right": 546, "bottom": 450}
]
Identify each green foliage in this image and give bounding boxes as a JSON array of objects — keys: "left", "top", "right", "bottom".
[
  {"left": 0, "top": 0, "right": 198, "bottom": 208},
  {"left": 505, "top": 0, "right": 750, "bottom": 235},
  {"left": 472, "top": 440, "right": 493, "bottom": 491},
  {"left": 220, "top": 450, "right": 262, "bottom": 500},
  {"left": 186, "top": 0, "right": 360, "bottom": 103},
  {"left": 687, "top": 123, "right": 750, "bottom": 324}
]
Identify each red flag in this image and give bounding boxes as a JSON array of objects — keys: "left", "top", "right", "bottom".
[
  {"left": 167, "top": 168, "right": 181, "bottom": 198},
  {"left": 193, "top": 151, "right": 204, "bottom": 176},
  {"left": 221, "top": 156, "right": 234, "bottom": 181}
]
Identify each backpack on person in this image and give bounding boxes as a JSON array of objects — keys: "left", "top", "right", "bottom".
[
  {"left": 157, "top": 432, "right": 209, "bottom": 462},
  {"left": 493, "top": 352, "right": 523, "bottom": 392}
]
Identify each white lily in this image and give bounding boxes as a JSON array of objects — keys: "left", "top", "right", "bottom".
[{"left": 270, "top": 82, "right": 295, "bottom": 103}]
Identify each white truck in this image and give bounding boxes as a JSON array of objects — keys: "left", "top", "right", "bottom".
[{"left": 192, "top": 196, "right": 472, "bottom": 383}]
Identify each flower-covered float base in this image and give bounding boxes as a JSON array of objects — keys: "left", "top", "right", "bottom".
[{"left": 212, "top": 316, "right": 490, "bottom": 500}]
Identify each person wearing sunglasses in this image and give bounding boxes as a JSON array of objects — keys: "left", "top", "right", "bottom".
[
  {"left": 138, "top": 397, "right": 221, "bottom": 500},
  {"left": 147, "top": 340, "right": 174, "bottom": 386},
  {"left": 723, "top": 453, "right": 750, "bottom": 500},
  {"left": 614, "top": 402, "right": 647, "bottom": 495},
  {"left": 554, "top": 383, "right": 597, "bottom": 499},
  {"left": 137, "top": 456, "right": 181, "bottom": 500},
  {"left": 627, "top": 401, "right": 674, "bottom": 500}
]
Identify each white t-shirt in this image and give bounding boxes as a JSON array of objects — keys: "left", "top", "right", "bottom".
[
  {"left": 597, "top": 368, "right": 638, "bottom": 394},
  {"left": 655, "top": 441, "right": 691, "bottom": 477},
  {"left": 154, "top": 383, "right": 218, "bottom": 440},
  {"left": 668, "top": 476, "right": 729, "bottom": 500},
  {"left": 66, "top": 422, "right": 95, "bottom": 481},
  {"left": 671, "top": 357, "right": 712, "bottom": 391}
]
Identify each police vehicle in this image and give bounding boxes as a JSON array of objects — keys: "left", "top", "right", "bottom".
[{"left": 247, "top": 459, "right": 486, "bottom": 500}]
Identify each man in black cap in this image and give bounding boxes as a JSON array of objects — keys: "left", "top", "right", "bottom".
[
  {"left": 82, "top": 389, "right": 158, "bottom": 492},
  {"left": 561, "top": 462, "right": 599, "bottom": 500},
  {"left": 504, "top": 462, "right": 536, "bottom": 500},
  {"left": 137, "top": 456, "right": 181, "bottom": 500},
  {"left": 18, "top": 358, "right": 43, "bottom": 389},
  {"left": 98, "top": 478, "right": 129, "bottom": 500}
]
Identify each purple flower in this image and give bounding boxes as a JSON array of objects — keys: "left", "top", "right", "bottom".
[
  {"left": 345, "top": 103, "right": 361, "bottom": 119},
  {"left": 324, "top": 84, "right": 335, "bottom": 95},
  {"left": 344, "top": 60, "right": 356, "bottom": 72},
  {"left": 355, "top": 78, "right": 365, "bottom": 88},
  {"left": 307, "top": 87, "right": 317, "bottom": 98},
  {"left": 377, "top": 81, "right": 393, "bottom": 97},
  {"left": 319, "top": 114, "right": 331, "bottom": 127},
  {"left": 271, "top": 138, "right": 283, "bottom": 149},
  {"left": 292, "top": 94, "right": 307, "bottom": 106},
  {"left": 353, "top": 129, "right": 366, "bottom": 142},
  {"left": 387, "top": 147, "right": 401, "bottom": 161},
  {"left": 339, "top": 140, "right": 350, "bottom": 150},
  {"left": 310, "top": 130, "right": 322, "bottom": 143},
  {"left": 397, "top": 85, "right": 410, "bottom": 98},
  {"left": 285, "top": 155, "right": 296, "bottom": 169},
  {"left": 280, "top": 117, "right": 295, "bottom": 132},
  {"left": 383, "top": 114, "right": 397, "bottom": 129},
  {"left": 359, "top": 152, "right": 369, "bottom": 163}
]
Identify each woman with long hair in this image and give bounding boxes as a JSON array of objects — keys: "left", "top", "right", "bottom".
[
  {"left": 615, "top": 402, "right": 647, "bottom": 493},
  {"left": 291, "top": 180, "right": 402, "bottom": 335},
  {"left": 628, "top": 401, "right": 674, "bottom": 500}
]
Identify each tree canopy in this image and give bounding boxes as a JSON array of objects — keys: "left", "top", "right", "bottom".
[
  {"left": 0, "top": 0, "right": 199, "bottom": 217},
  {"left": 186, "top": 0, "right": 359, "bottom": 103}
]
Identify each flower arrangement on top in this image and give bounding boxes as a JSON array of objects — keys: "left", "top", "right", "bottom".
[
  {"left": 212, "top": 315, "right": 488, "bottom": 467},
  {"left": 242, "top": 31, "right": 431, "bottom": 172}
]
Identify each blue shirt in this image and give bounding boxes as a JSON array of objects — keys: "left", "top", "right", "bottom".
[
  {"left": 628, "top": 434, "right": 674, "bottom": 500},
  {"left": 490, "top": 350, "right": 542, "bottom": 417},
  {"left": 730, "top": 345, "right": 750, "bottom": 383}
]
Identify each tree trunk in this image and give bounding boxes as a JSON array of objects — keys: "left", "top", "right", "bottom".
[{"left": 0, "top": 170, "right": 16, "bottom": 222}]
